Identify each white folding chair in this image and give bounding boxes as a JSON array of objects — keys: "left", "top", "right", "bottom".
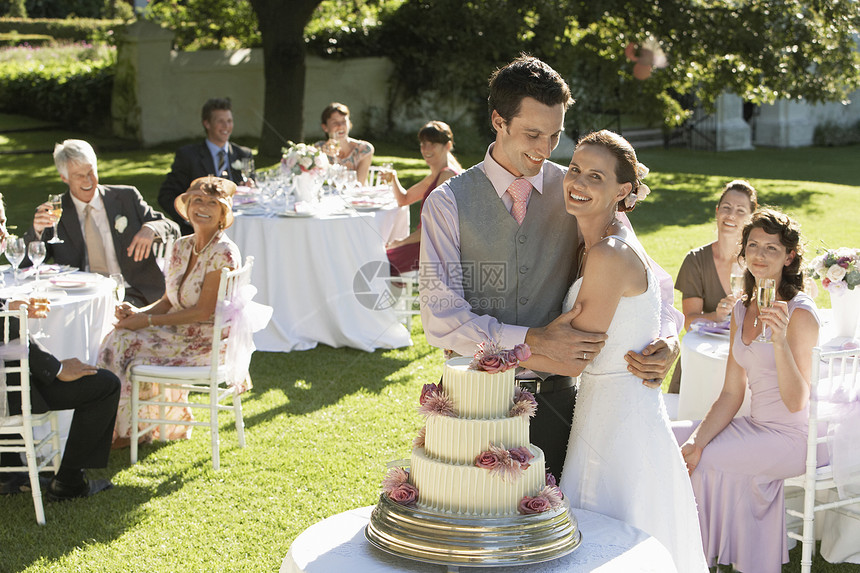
[
  {"left": 129, "top": 256, "right": 254, "bottom": 470},
  {"left": 786, "top": 346, "right": 860, "bottom": 573},
  {"left": 382, "top": 270, "right": 420, "bottom": 331},
  {"left": 367, "top": 166, "right": 384, "bottom": 187},
  {"left": 0, "top": 307, "right": 61, "bottom": 525},
  {"left": 153, "top": 236, "right": 175, "bottom": 273}
]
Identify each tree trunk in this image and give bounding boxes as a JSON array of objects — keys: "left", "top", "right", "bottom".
[{"left": 249, "top": 0, "right": 322, "bottom": 157}]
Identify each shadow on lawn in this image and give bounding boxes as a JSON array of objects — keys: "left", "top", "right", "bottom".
[
  {"left": 0, "top": 442, "right": 187, "bottom": 571},
  {"left": 241, "top": 341, "right": 438, "bottom": 428}
]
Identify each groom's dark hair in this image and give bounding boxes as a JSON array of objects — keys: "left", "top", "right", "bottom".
[{"left": 487, "top": 54, "right": 573, "bottom": 132}]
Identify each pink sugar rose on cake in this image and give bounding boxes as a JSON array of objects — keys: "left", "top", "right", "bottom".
[
  {"left": 469, "top": 341, "right": 531, "bottom": 373},
  {"left": 508, "top": 446, "right": 534, "bottom": 470},
  {"left": 518, "top": 486, "right": 564, "bottom": 515},
  {"left": 389, "top": 483, "right": 419, "bottom": 506}
]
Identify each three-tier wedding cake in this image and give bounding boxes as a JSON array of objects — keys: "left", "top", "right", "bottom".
[{"left": 366, "top": 343, "right": 580, "bottom": 567}]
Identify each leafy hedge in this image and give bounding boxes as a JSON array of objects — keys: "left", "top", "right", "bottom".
[
  {"left": 0, "top": 58, "right": 115, "bottom": 132},
  {"left": 0, "top": 17, "right": 124, "bottom": 44}
]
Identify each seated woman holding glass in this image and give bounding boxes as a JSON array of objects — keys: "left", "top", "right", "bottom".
[
  {"left": 98, "top": 176, "right": 242, "bottom": 446},
  {"left": 672, "top": 208, "right": 820, "bottom": 573},
  {"left": 384, "top": 120, "right": 462, "bottom": 276},
  {"left": 669, "top": 179, "right": 757, "bottom": 393},
  {"left": 314, "top": 102, "right": 374, "bottom": 185}
]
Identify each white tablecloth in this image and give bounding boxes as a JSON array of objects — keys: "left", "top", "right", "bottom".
[
  {"left": 1, "top": 271, "right": 115, "bottom": 453},
  {"left": 226, "top": 207, "right": 412, "bottom": 352},
  {"left": 281, "top": 506, "right": 677, "bottom": 573}
]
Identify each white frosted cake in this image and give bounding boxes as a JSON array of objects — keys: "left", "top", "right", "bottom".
[{"left": 406, "top": 356, "right": 548, "bottom": 516}]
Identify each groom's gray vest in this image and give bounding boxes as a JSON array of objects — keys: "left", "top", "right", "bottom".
[{"left": 450, "top": 162, "right": 579, "bottom": 328}]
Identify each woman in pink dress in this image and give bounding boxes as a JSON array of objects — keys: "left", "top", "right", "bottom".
[
  {"left": 99, "top": 176, "right": 242, "bottom": 446},
  {"left": 384, "top": 121, "right": 462, "bottom": 276},
  {"left": 673, "top": 208, "right": 820, "bottom": 573}
]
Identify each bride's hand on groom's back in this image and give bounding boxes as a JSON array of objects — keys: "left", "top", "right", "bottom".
[
  {"left": 624, "top": 337, "right": 680, "bottom": 388},
  {"left": 524, "top": 303, "right": 607, "bottom": 372}
]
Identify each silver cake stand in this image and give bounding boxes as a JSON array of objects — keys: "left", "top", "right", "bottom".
[{"left": 365, "top": 493, "right": 582, "bottom": 572}]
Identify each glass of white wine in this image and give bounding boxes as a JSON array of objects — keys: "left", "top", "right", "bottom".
[
  {"left": 47, "top": 194, "right": 64, "bottom": 244},
  {"left": 5, "top": 236, "right": 26, "bottom": 284},
  {"left": 730, "top": 262, "right": 746, "bottom": 298},
  {"left": 110, "top": 272, "right": 125, "bottom": 306},
  {"left": 755, "top": 278, "right": 776, "bottom": 342}
]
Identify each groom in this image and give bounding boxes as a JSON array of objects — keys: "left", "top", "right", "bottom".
[{"left": 418, "top": 55, "right": 682, "bottom": 478}]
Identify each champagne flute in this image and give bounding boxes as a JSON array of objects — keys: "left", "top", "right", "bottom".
[
  {"left": 110, "top": 272, "right": 125, "bottom": 305},
  {"left": 27, "top": 241, "right": 46, "bottom": 284},
  {"left": 5, "top": 236, "right": 26, "bottom": 284},
  {"left": 754, "top": 278, "right": 776, "bottom": 342},
  {"left": 47, "top": 194, "right": 64, "bottom": 244},
  {"left": 730, "top": 261, "right": 746, "bottom": 299}
]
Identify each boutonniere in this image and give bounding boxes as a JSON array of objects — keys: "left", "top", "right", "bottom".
[
  {"left": 231, "top": 159, "right": 243, "bottom": 171},
  {"left": 114, "top": 215, "right": 128, "bottom": 233}
]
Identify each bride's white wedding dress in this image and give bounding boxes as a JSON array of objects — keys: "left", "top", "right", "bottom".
[{"left": 559, "top": 230, "right": 708, "bottom": 573}]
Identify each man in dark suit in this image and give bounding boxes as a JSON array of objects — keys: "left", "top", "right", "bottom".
[
  {"left": 158, "top": 97, "right": 254, "bottom": 235},
  {"left": 0, "top": 302, "right": 120, "bottom": 501},
  {"left": 24, "top": 139, "right": 179, "bottom": 307},
  {"left": 0, "top": 196, "right": 120, "bottom": 501}
]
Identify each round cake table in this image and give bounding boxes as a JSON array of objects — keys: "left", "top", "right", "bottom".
[{"left": 281, "top": 505, "right": 677, "bottom": 573}]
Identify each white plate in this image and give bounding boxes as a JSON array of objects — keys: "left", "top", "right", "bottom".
[
  {"left": 35, "top": 265, "right": 77, "bottom": 277},
  {"left": 49, "top": 278, "right": 99, "bottom": 290},
  {"left": 278, "top": 210, "right": 315, "bottom": 218}
]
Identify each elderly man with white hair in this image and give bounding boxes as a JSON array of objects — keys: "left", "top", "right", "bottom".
[{"left": 24, "top": 139, "right": 179, "bottom": 306}]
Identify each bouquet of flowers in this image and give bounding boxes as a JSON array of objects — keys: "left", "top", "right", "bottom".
[
  {"left": 280, "top": 141, "right": 329, "bottom": 177},
  {"left": 808, "top": 247, "right": 860, "bottom": 294}
]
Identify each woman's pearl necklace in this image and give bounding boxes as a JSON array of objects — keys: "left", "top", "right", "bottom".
[{"left": 192, "top": 231, "right": 219, "bottom": 256}]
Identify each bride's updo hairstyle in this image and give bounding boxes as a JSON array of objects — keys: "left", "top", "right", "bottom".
[
  {"left": 738, "top": 208, "right": 805, "bottom": 306},
  {"left": 576, "top": 130, "right": 649, "bottom": 213}
]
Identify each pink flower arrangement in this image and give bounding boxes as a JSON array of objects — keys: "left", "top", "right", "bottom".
[
  {"left": 518, "top": 486, "right": 564, "bottom": 515},
  {"left": 545, "top": 472, "right": 557, "bottom": 487},
  {"left": 509, "top": 386, "right": 538, "bottom": 418},
  {"left": 418, "top": 385, "right": 456, "bottom": 417},
  {"left": 412, "top": 426, "right": 426, "bottom": 449},
  {"left": 474, "top": 444, "right": 534, "bottom": 481},
  {"left": 381, "top": 466, "right": 409, "bottom": 494},
  {"left": 469, "top": 341, "right": 531, "bottom": 373},
  {"left": 381, "top": 466, "right": 419, "bottom": 506}
]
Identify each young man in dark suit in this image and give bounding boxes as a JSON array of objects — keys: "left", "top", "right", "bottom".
[
  {"left": 158, "top": 97, "right": 254, "bottom": 235},
  {"left": 24, "top": 139, "right": 179, "bottom": 307}
]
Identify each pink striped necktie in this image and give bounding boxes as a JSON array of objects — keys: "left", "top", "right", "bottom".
[{"left": 507, "top": 178, "right": 532, "bottom": 225}]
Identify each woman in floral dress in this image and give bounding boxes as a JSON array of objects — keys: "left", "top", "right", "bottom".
[
  {"left": 98, "top": 176, "right": 242, "bottom": 445},
  {"left": 314, "top": 102, "right": 374, "bottom": 184}
]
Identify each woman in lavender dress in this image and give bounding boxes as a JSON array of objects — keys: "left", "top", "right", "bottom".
[{"left": 673, "top": 208, "right": 820, "bottom": 573}]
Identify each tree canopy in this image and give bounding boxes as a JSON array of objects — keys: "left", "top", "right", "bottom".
[{"left": 146, "top": 0, "right": 860, "bottom": 152}]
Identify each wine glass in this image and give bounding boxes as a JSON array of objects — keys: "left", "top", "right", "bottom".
[
  {"left": 27, "top": 241, "right": 46, "bottom": 284},
  {"left": 110, "top": 272, "right": 125, "bottom": 305},
  {"left": 47, "top": 194, "right": 64, "bottom": 244},
  {"left": 754, "top": 278, "right": 776, "bottom": 342},
  {"left": 5, "top": 236, "right": 26, "bottom": 284},
  {"left": 29, "top": 289, "right": 51, "bottom": 340},
  {"left": 730, "top": 261, "right": 746, "bottom": 298}
]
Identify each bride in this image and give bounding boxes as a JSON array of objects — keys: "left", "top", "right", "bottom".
[{"left": 530, "top": 130, "right": 708, "bottom": 572}]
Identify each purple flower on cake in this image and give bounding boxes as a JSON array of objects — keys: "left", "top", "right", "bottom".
[
  {"left": 469, "top": 341, "right": 532, "bottom": 373},
  {"left": 418, "top": 387, "right": 456, "bottom": 417},
  {"left": 474, "top": 444, "right": 527, "bottom": 481},
  {"left": 518, "top": 485, "right": 564, "bottom": 515},
  {"left": 509, "top": 387, "right": 538, "bottom": 418},
  {"left": 381, "top": 467, "right": 409, "bottom": 495},
  {"left": 508, "top": 446, "right": 534, "bottom": 470},
  {"left": 412, "top": 426, "right": 426, "bottom": 449},
  {"left": 545, "top": 472, "right": 557, "bottom": 487},
  {"left": 388, "top": 483, "right": 419, "bottom": 506},
  {"left": 419, "top": 383, "right": 440, "bottom": 405}
]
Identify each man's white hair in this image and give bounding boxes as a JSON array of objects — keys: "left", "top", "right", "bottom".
[{"left": 53, "top": 139, "right": 98, "bottom": 179}]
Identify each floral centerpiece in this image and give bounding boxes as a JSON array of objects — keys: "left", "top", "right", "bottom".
[
  {"left": 280, "top": 141, "right": 329, "bottom": 177},
  {"left": 808, "top": 247, "right": 860, "bottom": 294},
  {"left": 809, "top": 247, "right": 860, "bottom": 338}
]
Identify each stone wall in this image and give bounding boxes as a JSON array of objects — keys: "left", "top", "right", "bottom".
[{"left": 113, "top": 20, "right": 393, "bottom": 147}]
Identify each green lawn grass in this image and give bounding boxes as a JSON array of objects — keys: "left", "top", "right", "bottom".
[{"left": 1, "top": 115, "right": 859, "bottom": 572}]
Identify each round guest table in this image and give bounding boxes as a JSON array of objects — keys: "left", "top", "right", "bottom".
[
  {"left": 281, "top": 506, "right": 677, "bottom": 573},
  {"left": 1, "top": 270, "right": 115, "bottom": 454},
  {"left": 227, "top": 205, "right": 411, "bottom": 353}
]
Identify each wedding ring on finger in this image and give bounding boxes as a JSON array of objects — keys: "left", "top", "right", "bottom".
[{"left": 582, "top": 352, "right": 588, "bottom": 360}]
